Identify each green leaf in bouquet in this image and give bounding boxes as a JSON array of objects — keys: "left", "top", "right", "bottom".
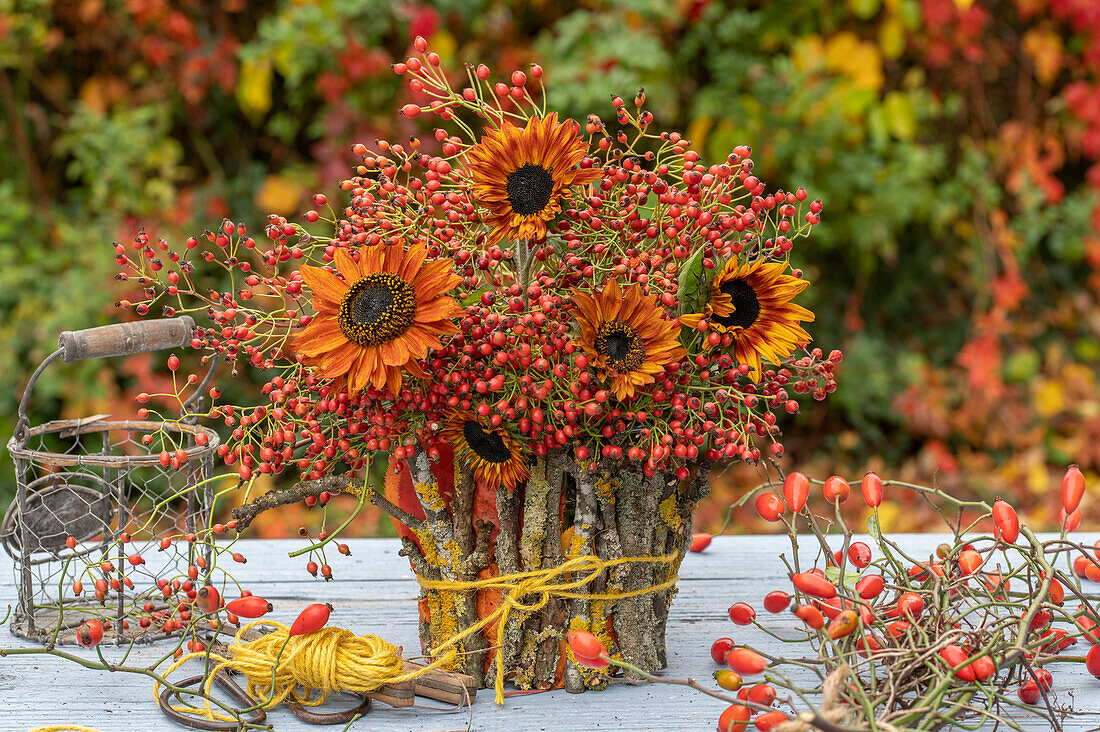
[{"left": 676, "top": 246, "right": 710, "bottom": 316}]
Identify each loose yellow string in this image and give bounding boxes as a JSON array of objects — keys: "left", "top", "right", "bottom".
[
  {"left": 156, "top": 618, "right": 452, "bottom": 723},
  {"left": 160, "top": 552, "right": 676, "bottom": 722},
  {"left": 28, "top": 727, "right": 108, "bottom": 732}
]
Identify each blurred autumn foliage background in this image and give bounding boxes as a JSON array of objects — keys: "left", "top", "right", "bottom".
[{"left": 3, "top": 0, "right": 1100, "bottom": 537}]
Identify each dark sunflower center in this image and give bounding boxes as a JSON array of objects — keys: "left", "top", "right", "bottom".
[
  {"left": 462, "top": 421, "right": 512, "bottom": 463},
  {"left": 506, "top": 164, "right": 555, "bottom": 215},
  {"left": 337, "top": 272, "right": 417, "bottom": 347},
  {"left": 594, "top": 320, "right": 646, "bottom": 373},
  {"left": 712, "top": 278, "right": 761, "bottom": 330}
]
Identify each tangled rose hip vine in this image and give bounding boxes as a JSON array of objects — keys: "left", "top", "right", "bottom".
[{"left": 562, "top": 465, "right": 1100, "bottom": 731}]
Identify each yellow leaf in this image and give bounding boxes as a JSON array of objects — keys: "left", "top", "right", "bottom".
[
  {"left": 825, "top": 32, "right": 883, "bottom": 91},
  {"left": 954, "top": 0, "right": 975, "bottom": 8},
  {"left": 1032, "top": 379, "right": 1065, "bottom": 418},
  {"left": 561, "top": 527, "right": 574, "bottom": 555},
  {"left": 686, "top": 115, "right": 713, "bottom": 155},
  {"left": 792, "top": 35, "right": 825, "bottom": 73},
  {"left": 78, "top": 75, "right": 127, "bottom": 115},
  {"left": 883, "top": 91, "right": 916, "bottom": 140},
  {"left": 878, "top": 16, "right": 906, "bottom": 60},
  {"left": 1026, "top": 458, "right": 1049, "bottom": 496},
  {"left": 255, "top": 174, "right": 301, "bottom": 215},
  {"left": 847, "top": 0, "right": 881, "bottom": 20},
  {"left": 237, "top": 58, "right": 273, "bottom": 119},
  {"left": 1022, "top": 29, "right": 1064, "bottom": 86},
  {"left": 825, "top": 32, "right": 862, "bottom": 69},
  {"left": 428, "top": 29, "right": 456, "bottom": 62},
  {"left": 874, "top": 501, "right": 901, "bottom": 533}
]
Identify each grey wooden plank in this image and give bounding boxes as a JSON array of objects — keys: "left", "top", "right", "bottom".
[{"left": 1, "top": 536, "right": 1099, "bottom": 730}]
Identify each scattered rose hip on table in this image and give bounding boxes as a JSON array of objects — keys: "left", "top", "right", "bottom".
[
  {"left": 711, "top": 637, "right": 736, "bottom": 664},
  {"left": 746, "top": 683, "right": 776, "bottom": 706},
  {"left": 691, "top": 533, "right": 713, "bottom": 552},
  {"left": 763, "top": 591, "right": 790, "bottom": 613},
  {"left": 77, "top": 619, "right": 103, "bottom": 648},
  {"left": 791, "top": 571, "right": 836, "bottom": 599},
  {"left": 1018, "top": 681, "right": 1040, "bottom": 704},
  {"left": 753, "top": 711, "right": 789, "bottom": 730},
  {"left": 826, "top": 609, "right": 859, "bottom": 639},
  {"left": 713, "top": 669, "right": 743, "bottom": 691},
  {"left": 225, "top": 595, "right": 273, "bottom": 618},
  {"left": 196, "top": 585, "right": 220, "bottom": 614},
  {"left": 847, "top": 542, "right": 871, "bottom": 568},
  {"left": 717, "top": 704, "right": 750, "bottom": 731},
  {"left": 855, "top": 574, "right": 884, "bottom": 599},
  {"left": 1087, "top": 644, "right": 1100, "bottom": 679},
  {"left": 728, "top": 602, "right": 756, "bottom": 625},
  {"left": 793, "top": 604, "right": 825, "bottom": 629},
  {"left": 726, "top": 648, "right": 768, "bottom": 675}
]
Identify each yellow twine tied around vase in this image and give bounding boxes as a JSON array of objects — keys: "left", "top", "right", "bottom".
[
  {"left": 161, "top": 551, "right": 678, "bottom": 722},
  {"left": 416, "top": 552, "right": 680, "bottom": 705}
]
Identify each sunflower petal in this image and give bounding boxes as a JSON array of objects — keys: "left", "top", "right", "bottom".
[{"left": 299, "top": 265, "right": 347, "bottom": 305}]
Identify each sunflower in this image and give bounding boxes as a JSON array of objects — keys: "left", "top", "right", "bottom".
[
  {"left": 572, "top": 278, "right": 687, "bottom": 401},
  {"left": 441, "top": 411, "right": 529, "bottom": 492},
  {"left": 465, "top": 112, "right": 601, "bottom": 246},
  {"left": 680, "top": 259, "right": 814, "bottom": 382},
  {"left": 290, "top": 242, "right": 462, "bottom": 394}
]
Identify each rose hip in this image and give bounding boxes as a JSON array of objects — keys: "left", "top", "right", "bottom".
[{"left": 728, "top": 602, "right": 756, "bottom": 626}]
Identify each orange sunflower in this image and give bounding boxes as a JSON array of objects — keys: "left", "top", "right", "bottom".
[
  {"left": 572, "top": 278, "right": 687, "bottom": 401},
  {"left": 290, "top": 242, "right": 462, "bottom": 394},
  {"left": 465, "top": 112, "right": 601, "bottom": 246},
  {"left": 680, "top": 259, "right": 814, "bottom": 382},
  {"left": 440, "top": 411, "right": 529, "bottom": 492}
]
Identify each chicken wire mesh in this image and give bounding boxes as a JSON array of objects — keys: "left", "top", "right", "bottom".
[{"left": 3, "top": 317, "right": 222, "bottom": 645}]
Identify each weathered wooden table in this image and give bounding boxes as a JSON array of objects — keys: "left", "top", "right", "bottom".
[{"left": 2, "top": 535, "right": 1098, "bottom": 731}]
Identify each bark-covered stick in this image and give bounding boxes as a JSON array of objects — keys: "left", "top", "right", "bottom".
[
  {"left": 230, "top": 472, "right": 421, "bottom": 530},
  {"left": 533, "top": 452, "right": 567, "bottom": 689},
  {"left": 564, "top": 463, "right": 598, "bottom": 694},
  {"left": 614, "top": 469, "right": 661, "bottom": 677}
]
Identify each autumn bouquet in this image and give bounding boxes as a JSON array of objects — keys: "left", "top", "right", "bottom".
[{"left": 112, "top": 38, "right": 836, "bottom": 694}]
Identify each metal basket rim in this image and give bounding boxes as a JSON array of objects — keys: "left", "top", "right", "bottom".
[{"left": 6, "top": 419, "right": 220, "bottom": 466}]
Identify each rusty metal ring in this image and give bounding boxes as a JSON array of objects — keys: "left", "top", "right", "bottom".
[
  {"left": 285, "top": 694, "right": 372, "bottom": 725},
  {"left": 158, "top": 671, "right": 266, "bottom": 731}
]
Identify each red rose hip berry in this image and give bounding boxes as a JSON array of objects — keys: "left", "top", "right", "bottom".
[
  {"left": 711, "top": 637, "right": 735, "bottom": 664},
  {"left": 763, "top": 590, "right": 790, "bottom": 613},
  {"left": 728, "top": 602, "right": 756, "bottom": 625}
]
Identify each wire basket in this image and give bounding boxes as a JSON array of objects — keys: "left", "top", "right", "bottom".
[{"left": 3, "top": 317, "right": 221, "bottom": 645}]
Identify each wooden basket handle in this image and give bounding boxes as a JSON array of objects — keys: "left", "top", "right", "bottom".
[{"left": 58, "top": 316, "right": 195, "bottom": 362}]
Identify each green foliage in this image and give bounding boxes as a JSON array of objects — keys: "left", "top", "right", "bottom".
[{"left": 55, "top": 104, "right": 185, "bottom": 215}]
